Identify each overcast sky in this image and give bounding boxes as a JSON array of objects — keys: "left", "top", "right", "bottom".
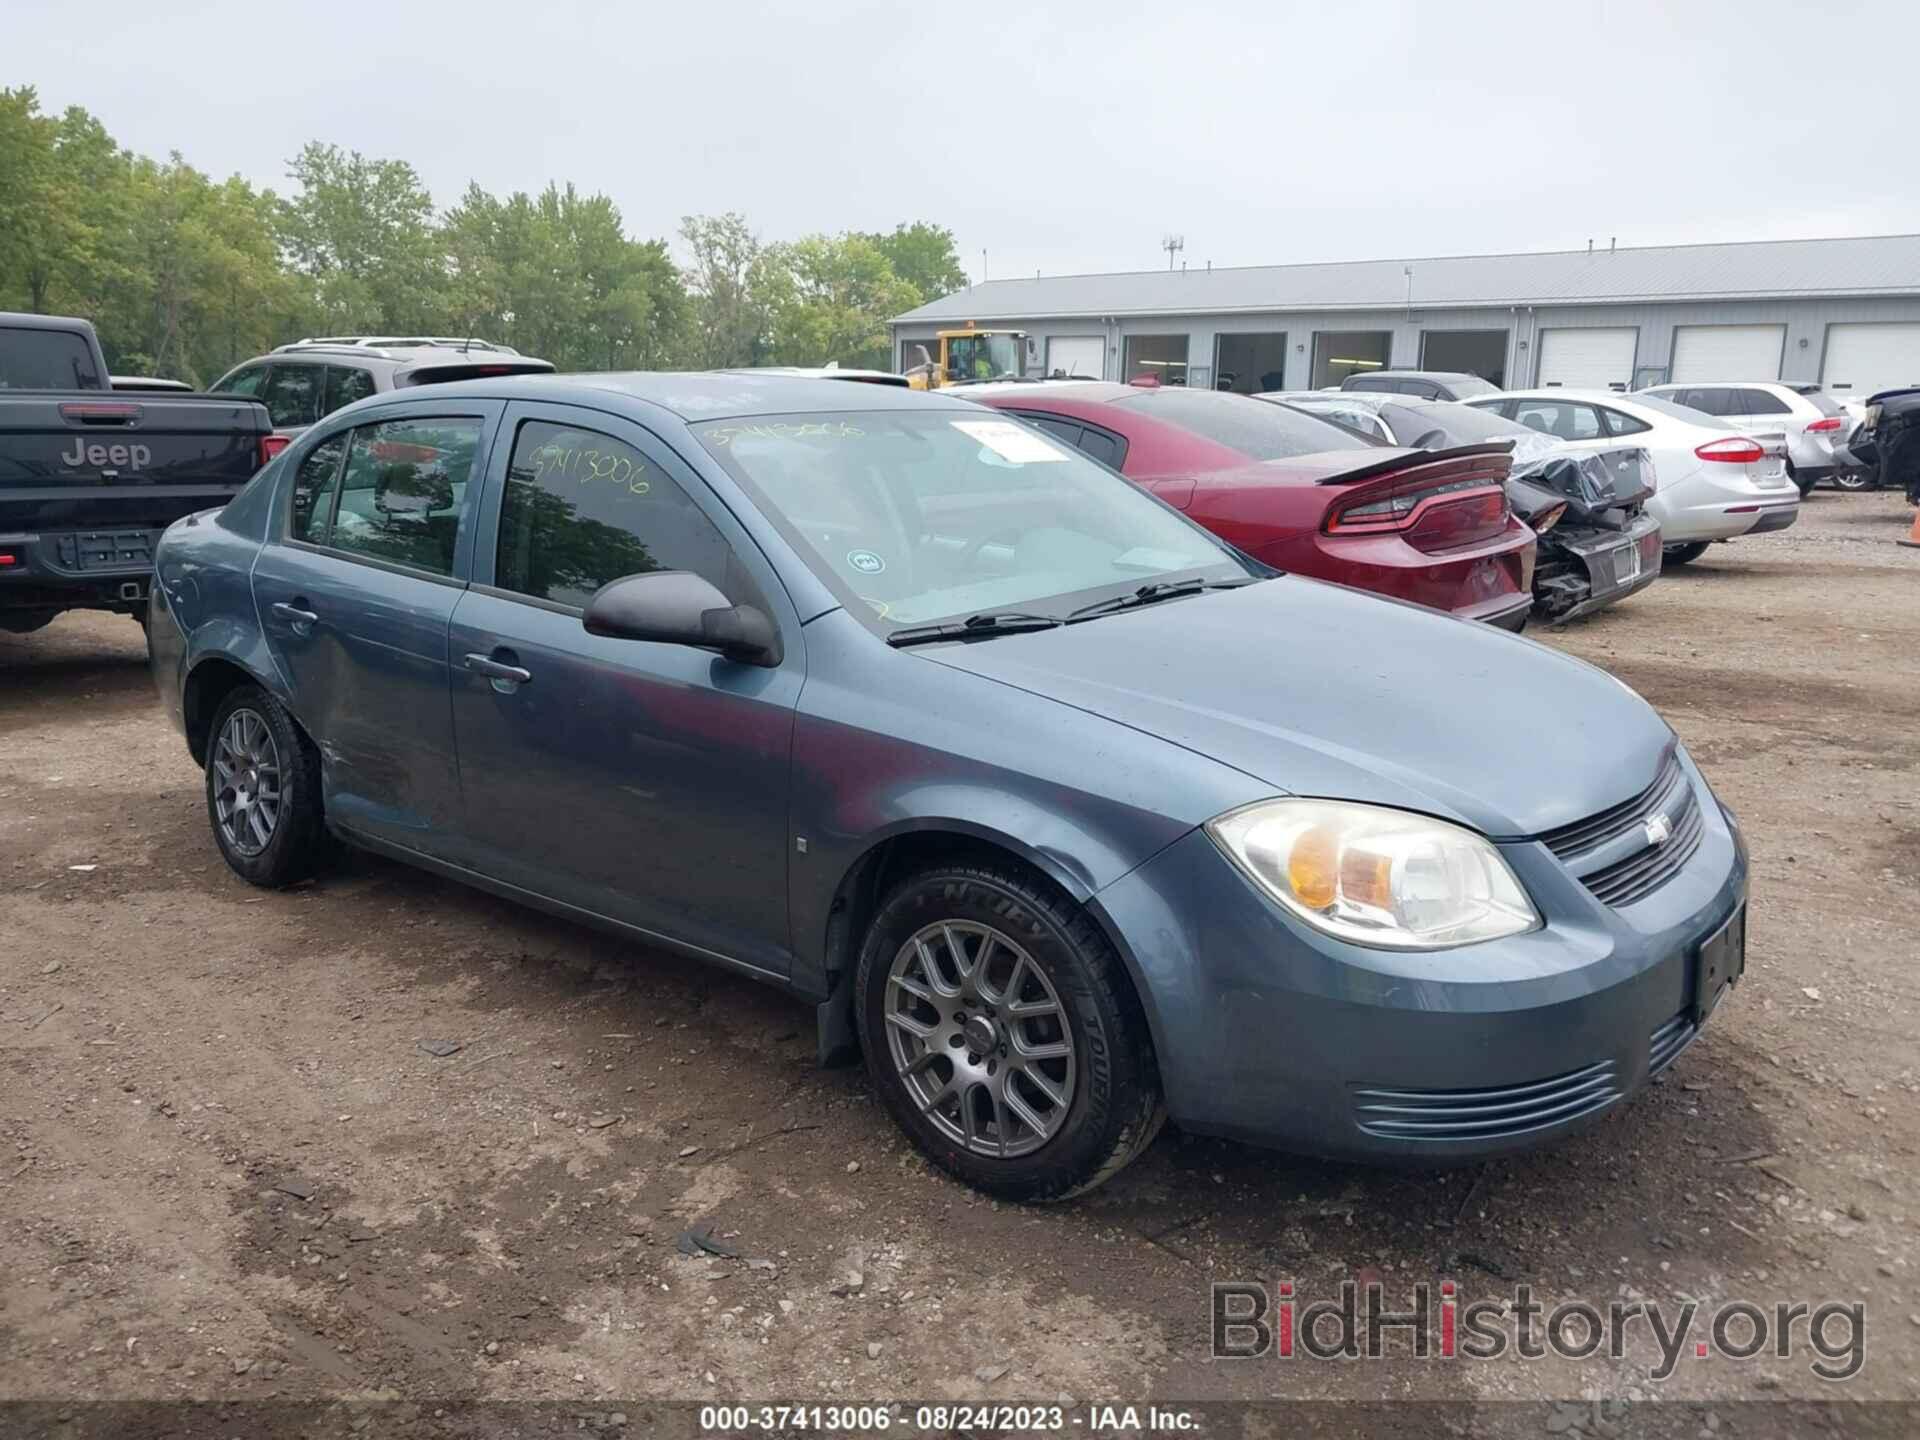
[{"left": 8, "top": 0, "right": 1917, "bottom": 284}]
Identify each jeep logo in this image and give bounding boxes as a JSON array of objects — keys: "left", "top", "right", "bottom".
[{"left": 61, "top": 438, "right": 152, "bottom": 471}]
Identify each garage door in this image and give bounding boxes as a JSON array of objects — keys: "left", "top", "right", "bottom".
[
  {"left": 1046, "top": 336, "right": 1105, "bottom": 380},
  {"left": 1535, "top": 328, "right": 1637, "bottom": 389},
  {"left": 1670, "top": 324, "right": 1784, "bottom": 381},
  {"left": 1822, "top": 323, "right": 1920, "bottom": 399}
]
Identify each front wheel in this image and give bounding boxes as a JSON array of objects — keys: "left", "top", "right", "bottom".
[
  {"left": 204, "top": 684, "right": 329, "bottom": 887},
  {"left": 1663, "top": 542, "right": 1711, "bottom": 566},
  {"left": 856, "top": 861, "right": 1163, "bottom": 1201},
  {"left": 1832, "top": 469, "right": 1874, "bottom": 492}
]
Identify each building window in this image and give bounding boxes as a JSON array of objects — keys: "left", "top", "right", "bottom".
[
  {"left": 1311, "top": 331, "right": 1392, "bottom": 389},
  {"left": 1123, "top": 334, "right": 1190, "bottom": 387},
  {"left": 1420, "top": 329, "right": 1508, "bottom": 386},
  {"left": 1213, "top": 333, "right": 1289, "bottom": 393}
]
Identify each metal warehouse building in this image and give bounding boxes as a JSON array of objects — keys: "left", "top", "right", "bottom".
[{"left": 891, "top": 234, "right": 1920, "bottom": 398}]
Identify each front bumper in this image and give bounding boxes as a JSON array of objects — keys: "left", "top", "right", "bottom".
[{"left": 1091, "top": 752, "right": 1748, "bottom": 1163}]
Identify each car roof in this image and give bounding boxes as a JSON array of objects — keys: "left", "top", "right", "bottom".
[
  {"left": 1641, "top": 380, "right": 1788, "bottom": 390},
  {"left": 1352, "top": 369, "right": 1482, "bottom": 384},
  {"left": 716, "top": 366, "right": 910, "bottom": 388},
  {"left": 955, "top": 380, "right": 1137, "bottom": 402},
  {"left": 370, "top": 370, "right": 992, "bottom": 421}
]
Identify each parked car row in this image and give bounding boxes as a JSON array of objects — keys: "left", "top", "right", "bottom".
[{"left": 147, "top": 370, "right": 1753, "bottom": 1201}]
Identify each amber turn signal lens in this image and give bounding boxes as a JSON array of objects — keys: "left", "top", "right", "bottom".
[{"left": 1286, "top": 827, "right": 1338, "bottom": 909}]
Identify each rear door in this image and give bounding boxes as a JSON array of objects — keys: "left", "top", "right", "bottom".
[
  {"left": 250, "top": 404, "right": 502, "bottom": 858},
  {"left": 446, "top": 401, "right": 802, "bottom": 976}
]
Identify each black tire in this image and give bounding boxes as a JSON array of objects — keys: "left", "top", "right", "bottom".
[
  {"left": 1663, "top": 542, "right": 1711, "bottom": 566},
  {"left": 855, "top": 860, "right": 1163, "bottom": 1202},
  {"left": 1788, "top": 463, "right": 1816, "bottom": 498},
  {"left": 204, "top": 684, "right": 329, "bottom": 888},
  {"left": 1832, "top": 469, "right": 1874, "bottom": 492}
]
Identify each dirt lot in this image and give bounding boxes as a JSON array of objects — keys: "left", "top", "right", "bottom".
[{"left": 2, "top": 492, "right": 1917, "bottom": 1431}]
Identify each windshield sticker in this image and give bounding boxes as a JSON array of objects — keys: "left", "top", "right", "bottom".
[
  {"left": 846, "top": 549, "right": 886, "bottom": 575},
  {"left": 949, "top": 419, "right": 1069, "bottom": 464},
  {"left": 705, "top": 420, "right": 866, "bottom": 449}
]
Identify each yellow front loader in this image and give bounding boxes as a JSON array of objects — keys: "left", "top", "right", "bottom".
[{"left": 902, "top": 327, "right": 1028, "bottom": 389}]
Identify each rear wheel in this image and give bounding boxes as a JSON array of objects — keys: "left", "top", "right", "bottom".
[
  {"left": 1663, "top": 542, "right": 1711, "bottom": 566},
  {"left": 205, "top": 685, "right": 329, "bottom": 887},
  {"left": 856, "top": 860, "right": 1163, "bottom": 1202},
  {"left": 1789, "top": 463, "right": 1816, "bottom": 498}
]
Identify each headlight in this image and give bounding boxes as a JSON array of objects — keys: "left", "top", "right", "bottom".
[{"left": 1207, "top": 799, "right": 1540, "bottom": 950}]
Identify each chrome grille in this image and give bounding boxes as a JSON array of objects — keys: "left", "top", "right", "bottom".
[
  {"left": 1580, "top": 790, "right": 1705, "bottom": 907},
  {"left": 1539, "top": 748, "right": 1685, "bottom": 860},
  {"left": 1649, "top": 1011, "right": 1698, "bottom": 1076},
  {"left": 1352, "top": 1060, "right": 1622, "bottom": 1142}
]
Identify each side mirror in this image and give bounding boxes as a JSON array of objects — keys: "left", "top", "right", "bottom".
[{"left": 582, "top": 571, "right": 781, "bottom": 667}]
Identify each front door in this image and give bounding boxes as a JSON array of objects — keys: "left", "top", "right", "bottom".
[
  {"left": 251, "top": 407, "right": 500, "bottom": 856},
  {"left": 447, "top": 402, "right": 802, "bottom": 978}
]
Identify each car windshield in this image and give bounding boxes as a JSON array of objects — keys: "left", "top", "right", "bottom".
[
  {"left": 694, "top": 410, "right": 1248, "bottom": 629},
  {"left": 1112, "top": 387, "right": 1377, "bottom": 460}
]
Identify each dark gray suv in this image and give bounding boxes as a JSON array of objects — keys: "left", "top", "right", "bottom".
[{"left": 208, "top": 340, "right": 552, "bottom": 437}]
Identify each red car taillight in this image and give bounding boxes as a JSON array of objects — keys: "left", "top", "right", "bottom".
[
  {"left": 260, "top": 433, "right": 292, "bottom": 467},
  {"left": 1325, "top": 476, "right": 1511, "bottom": 553},
  {"left": 1805, "top": 417, "right": 1843, "bottom": 433},
  {"left": 1695, "top": 438, "right": 1765, "bottom": 463}
]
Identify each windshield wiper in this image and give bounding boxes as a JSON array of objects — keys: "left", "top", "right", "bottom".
[
  {"left": 885, "top": 610, "right": 1063, "bottom": 648},
  {"left": 1066, "top": 576, "right": 1261, "bottom": 622}
]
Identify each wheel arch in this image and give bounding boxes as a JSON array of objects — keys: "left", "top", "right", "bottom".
[
  {"left": 182, "top": 651, "right": 283, "bottom": 767},
  {"left": 809, "top": 819, "right": 1165, "bottom": 1071}
]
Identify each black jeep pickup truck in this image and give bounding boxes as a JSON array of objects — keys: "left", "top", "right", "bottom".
[{"left": 1, "top": 312, "right": 275, "bottom": 640}]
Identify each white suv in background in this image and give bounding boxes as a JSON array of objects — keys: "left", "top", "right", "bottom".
[
  {"left": 1466, "top": 390, "right": 1800, "bottom": 565},
  {"left": 1634, "top": 382, "right": 1848, "bottom": 495}
]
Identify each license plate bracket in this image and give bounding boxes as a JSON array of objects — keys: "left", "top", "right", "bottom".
[{"left": 1692, "top": 904, "right": 1746, "bottom": 1024}]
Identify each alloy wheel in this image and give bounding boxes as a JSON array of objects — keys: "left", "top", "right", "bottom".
[
  {"left": 882, "top": 920, "right": 1077, "bottom": 1158},
  {"left": 212, "top": 708, "right": 283, "bottom": 858}
]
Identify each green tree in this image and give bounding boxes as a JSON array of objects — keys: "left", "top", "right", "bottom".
[
  {"left": 763, "top": 233, "right": 922, "bottom": 370},
  {"left": 864, "top": 221, "right": 967, "bottom": 304},
  {"left": 280, "top": 142, "right": 444, "bottom": 332},
  {"left": 679, "top": 212, "right": 771, "bottom": 367},
  {"left": 0, "top": 87, "right": 92, "bottom": 313}
]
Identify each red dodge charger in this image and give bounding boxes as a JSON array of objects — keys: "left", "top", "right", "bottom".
[{"left": 965, "top": 383, "right": 1535, "bottom": 629}]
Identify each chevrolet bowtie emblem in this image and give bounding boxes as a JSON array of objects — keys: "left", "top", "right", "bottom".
[{"left": 1644, "top": 813, "right": 1673, "bottom": 846}]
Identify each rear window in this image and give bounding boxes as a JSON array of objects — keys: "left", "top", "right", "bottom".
[
  {"left": 0, "top": 325, "right": 103, "bottom": 390},
  {"left": 1377, "top": 400, "right": 1531, "bottom": 445},
  {"left": 1628, "top": 394, "right": 1734, "bottom": 430},
  {"left": 1798, "top": 390, "right": 1845, "bottom": 417},
  {"left": 1443, "top": 374, "right": 1501, "bottom": 398},
  {"left": 1112, "top": 387, "right": 1373, "bottom": 460}
]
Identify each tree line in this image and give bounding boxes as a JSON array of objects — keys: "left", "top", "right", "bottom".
[{"left": 0, "top": 87, "right": 966, "bottom": 385}]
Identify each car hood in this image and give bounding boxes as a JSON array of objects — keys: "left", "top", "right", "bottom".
[{"left": 922, "top": 576, "right": 1671, "bottom": 838}]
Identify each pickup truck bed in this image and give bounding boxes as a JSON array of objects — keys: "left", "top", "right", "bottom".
[{"left": 1, "top": 391, "right": 273, "bottom": 632}]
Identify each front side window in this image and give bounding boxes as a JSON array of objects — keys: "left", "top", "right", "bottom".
[
  {"left": 261, "top": 364, "right": 323, "bottom": 428},
  {"left": 290, "top": 434, "right": 347, "bottom": 542},
  {"left": 495, "top": 419, "right": 738, "bottom": 610},
  {"left": 322, "top": 418, "right": 481, "bottom": 576},
  {"left": 1115, "top": 388, "right": 1374, "bottom": 460},
  {"left": 212, "top": 364, "right": 268, "bottom": 400},
  {"left": 696, "top": 410, "right": 1243, "bottom": 629}
]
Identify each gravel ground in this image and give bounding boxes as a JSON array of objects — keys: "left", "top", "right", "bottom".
[{"left": 1, "top": 491, "right": 1916, "bottom": 1432}]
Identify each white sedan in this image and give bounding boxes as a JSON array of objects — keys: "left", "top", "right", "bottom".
[{"left": 1465, "top": 390, "right": 1800, "bottom": 563}]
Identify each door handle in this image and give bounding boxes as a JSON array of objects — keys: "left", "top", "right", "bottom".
[
  {"left": 464, "top": 652, "right": 533, "bottom": 686},
  {"left": 271, "top": 600, "right": 318, "bottom": 631}
]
